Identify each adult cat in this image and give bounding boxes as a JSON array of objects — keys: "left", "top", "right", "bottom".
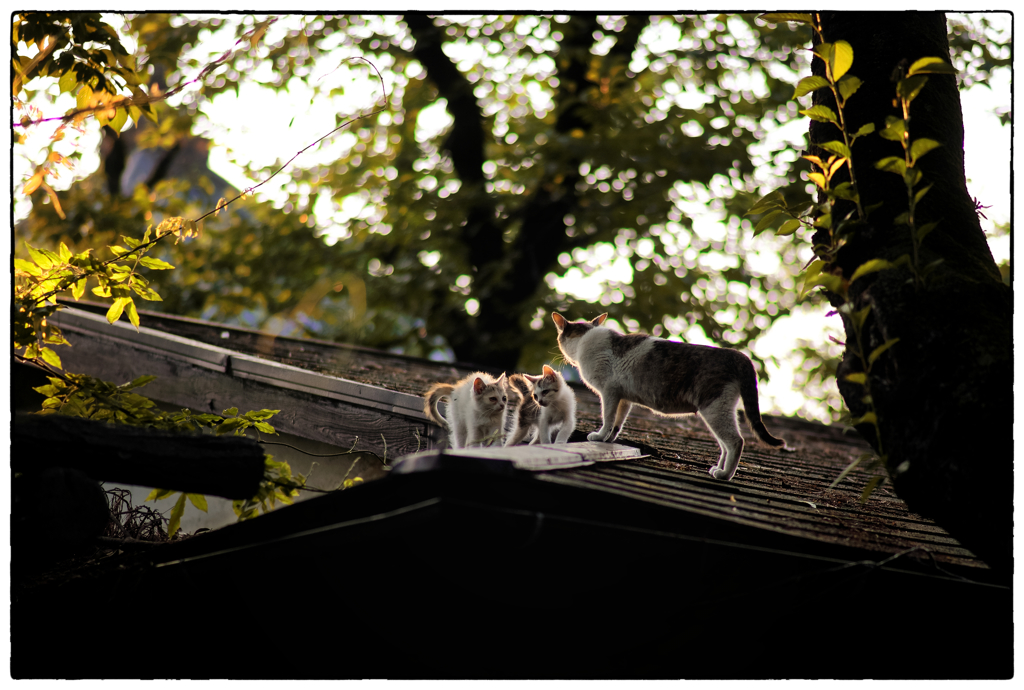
[{"left": 551, "top": 312, "right": 786, "bottom": 480}]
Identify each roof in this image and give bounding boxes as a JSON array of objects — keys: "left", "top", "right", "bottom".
[
  {"left": 16, "top": 303, "right": 1011, "bottom": 679},
  {"left": 51, "top": 301, "right": 992, "bottom": 579}
]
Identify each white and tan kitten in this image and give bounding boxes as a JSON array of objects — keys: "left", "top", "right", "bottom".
[
  {"left": 551, "top": 312, "right": 786, "bottom": 480},
  {"left": 523, "top": 365, "right": 576, "bottom": 444},
  {"left": 424, "top": 372, "right": 508, "bottom": 448}
]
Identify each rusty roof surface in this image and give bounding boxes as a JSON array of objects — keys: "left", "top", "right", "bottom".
[{"left": 63, "top": 301, "right": 989, "bottom": 575}]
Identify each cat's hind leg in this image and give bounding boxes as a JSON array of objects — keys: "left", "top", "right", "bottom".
[
  {"left": 699, "top": 390, "right": 744, "bottom": 481},
  {"left": 589, "top": 395, "right": 631, "bottom": 442}
]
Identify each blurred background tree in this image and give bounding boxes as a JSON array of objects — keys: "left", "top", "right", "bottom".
[{"left": 13, "top": 12, "right": 1011, "bottom": 422}]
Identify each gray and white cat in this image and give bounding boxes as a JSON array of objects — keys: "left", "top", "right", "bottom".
[
  {"left": 551, "top": 312, "right": 786, "bottom": 480},
  {"left": 424, "top": 372, "right": 507, "bottom": 448},
  {"left": 504, "top": 366, "right": 577, "bottom": 445}
]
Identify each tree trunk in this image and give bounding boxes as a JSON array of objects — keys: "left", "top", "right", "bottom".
[
  {"left": 811, "top": 12, "right": 1012, "bottom": 573},
  {"left": 405, "top": 13, "right": 647, "bottom": 370}
]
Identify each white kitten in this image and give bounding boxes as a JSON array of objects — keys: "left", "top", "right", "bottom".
[
  {"left": 552, "top": 312, "right": 785, "bottom": 480},
  {"left": 521, "top": 365, "right": 576, "bottom": 445},
  {"left": 424, "top": 372, "right": 507, "bottom": 448}
]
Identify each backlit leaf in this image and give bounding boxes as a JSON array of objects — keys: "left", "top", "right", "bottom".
[
  {"left": 106, "top": 297, "right": 131, "bottom": 324},
  {"left": 775, "top": 218, "right": 802, "bottom": 236},
  {"left": 909, "top": 138, "right": 941, "bottom": 165},
  {"left": 799, "top": 105, "right": 838, "bottom": 124},
  {"left": 868, "top": 338, "right": 900, "bottom": 366},
  {"left": 844, "top": 372, "right": 868, "bottom": 385},
  {"left": 897, "top": 75, "right": 928, "bottom": 104},
  {"left": 830, "top": 40, "right": 853, "bottom": 81},
  {"left": 40, "top": 347, "right": 62, "bottom": 370},
  {"left": 837, "top": 75, "right": 862, "bottom": 102},
  {"left": 793, "top": 75, "right": 830, "bottom": 100},
  {"left": 168, "top": 493, "right": 187, "bottom": 538},
  {"left": 907, "top": 56, "right": 956, "bottom": 76},
  {"left": 187, "top": 493, "right": 209, "bottom": 513},
  {"left": 850, "top": 258, "right": 895, "bottom": 283},
  {"left": 818, "top": 141, "right": 851, "bottom": 159}
]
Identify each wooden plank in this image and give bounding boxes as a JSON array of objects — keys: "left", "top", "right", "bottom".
[{"left": 50, "top": 325, "right": 440, "bottom": 460}]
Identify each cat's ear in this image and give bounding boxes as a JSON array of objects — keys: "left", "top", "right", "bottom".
[
  {"left": 593, "top": 313, "right": 608, "bottom": 326},
  {"left": 496, "top": 372, "right": 507, "bottom": 384},
  {"left": 473, "top": 377, "right": 487, "bottom": 394},
  {"left": 523, "top": 373, "right": 540, "bottom": 383},
  {"left": 551, "top": 312, "right": 566, "bottom": 331},
  {"left": 542, "top": 364, "right": 556, "bottom": 377}
]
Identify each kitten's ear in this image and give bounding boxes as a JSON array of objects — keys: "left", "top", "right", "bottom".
[
  {"left": 496, "top": 372, "right": 507, "bottom": 384},
  {"left": 551, "top": 312, "right": 566, "bottom": 331},
  {"left": 523, "top": 374, "right": 540, "bottom": 383},
  {"left": 473, "top": 377, "right": 486, "bottom": 394},
  {"left": 542, "top": 364, "right": 556, "bottom": 377},
  {"left": 593, "top": 313, "right": 608, "bottom": 326}
]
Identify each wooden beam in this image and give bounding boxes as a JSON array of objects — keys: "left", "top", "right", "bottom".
[{"left": 12, "top": 413, "right": 265, "bottom": 499}]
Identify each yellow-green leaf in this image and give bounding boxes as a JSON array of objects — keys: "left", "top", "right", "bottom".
[
  {"left": 793, "top": 75, "right": 829, "bottom": 100},
  {"left": 106, "top": 297, "right": 131, "bottom": 324},
  {"left": 844, "top": 372, "right": 868, "bottom": 385},
  {"left": 868, "top": 338, "right": 900, "bottom": 366},
  {"left": 126, "top": 298, "right": 140, "bottom": 330},
  {"left": 72, "top": 278, "right": 87, "bottom": 300},
  {"left": 146, "top": 488, "right": 177, "bottom": 502},
  {"left": 850, "top": 258, "right": 895, "bottom": 283},
  {"left": 830, "top": 40, "right": 854, "bottom": 81},
  {"left": 168, "top": 493, "right": 187, "bottom": 538},
  {"left": 759, "top": 12, "right": 813, "bottom": 25},
  {"left": 909, "top": 138, "right": 941, "bottom": 165},
  {"left": 775, "top": 218, "right": 802, "bottom": 236},
  {"left": 58, "top": 69, "right": 78, "bottom": 93},
  {"left": 851, "top": 411, "right": 877, "bottom": 425},
  {"left": 187, "top": 493, "right": 209, "bottom": 513},
  {"left": 799, "top": 105, "right": 838, "bottom": 124},
  {"left": 859, "top": 474, "right": 885, "bottom": 503},
  {"left": 14, "top": 258, "right": 41, "bottom": 276},
  {"left": 40, "top": 347, "right": 62, "bottom": 370},
  {"left": 907, "top": 56, "right": 956, "bottom": 76}
]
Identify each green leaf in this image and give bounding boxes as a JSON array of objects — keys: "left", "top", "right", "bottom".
[
  {"left": 852, "top": 305, "right": 872, "bottom": 329},
  {"left": 875, "top": 157, "right": 906, "bottom": 175},
  {"left": 216, "top": 417, "right": 247, "bottom": 435},
  {"left": 222, "top": 407, "right": 239, "bottom": 417},
  {"left": 14, "top": 258, "right": 41, "bottom": 276},
  {"left": 852, "top": 122, "right": 875, "bottom": 138},
  {"left": 828, "top": 453, "right": 876, "bottom": 489},
  {"left": 859, "top": 475, "right": 885, "bottom": 503},
  {"left": 903, "top": 168, "right": 922, "bottom": 188},
  {"left": 879, "top": 117, "right": 906, "bottom": 141},
  {"left": 58, "top": 69, "right": 78, "bottom": 94},
  {"left": 914, "top": 184, "right": 933, "bottom": 204},
  {"left": 850, "top": 258, "right": 895, "bottom": 283},
  {"left": 909, "top": 138, "right": 941, "bottom": 165},
  {"left": 106, "top": 297, "right": 131, "bottom": 324},
  {"left": 40, "top": 347, "right": 62, "bottom": 370},
  {"left": 844, "top": 372, "right": 868, "bottom": 385},
  {"left": 837, "top": 75, "right": 862, "bottom": 102},
  {"left": 126, "top": 299, "right": 140, "bottom": 330},
  {"left": 253, "top": 421, "right": 277, "bottom": 434},
  {"left": 799, "top": 105, "right": 838, "bottom": 124},
  {"left": 146, "top": 488, "right": 177, "bottom": 502},
  {"left": 243, "top": 409, "right": 280, "bottom": 420},
  {"left": 746, "top": 189, "right": 786, "bottom": 216},
  {"left": 793, "top": 76, "right": 830, "bottom": 100},
  {"left": 907, "top": 56, "right": 956, "bottom": 76},
  {"left": 26, "top": 244, "right": 56, "bottom": 270},
  {"left": 139, "top": 256, "right": 175, "bottom": 270},
  {"left": 168, "top": 493, "right": 187, "bottom": 538},
  {"left": 753, "top": 209, "right": 784, "bottom": 235},
  {"left": 916, "top": 221, "right": 939, "bottom": 243},
  {"left": 897, "top": 75, "right": 928, "bottom": 105},
  {"left": 818, "top": 141, "right": 851, "bottom": 159},
  {"left": 868, "top": 338, "right": 900, "bottom": 366},
  {"left": 187, "top": 493, "right": 209, "bottom": 513},
  {"left": 851, "top": 411, "right": 877, "bottom": 425},
  {"left": 759, "top": 12, "right": 814, "bottom": 25},
  {"left": 775, "top": 218, "right": 803, "bottom": 236},
  {"left": 830, "top": 40, "right": 854, "bottom": 81},
  {"left": 109, "top": 107, "right": 128, "bottom": 134}
]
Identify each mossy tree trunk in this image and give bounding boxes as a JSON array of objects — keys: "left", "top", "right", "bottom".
[{"left": 811, "top": 12, "right": 1012, "bottom": 573}]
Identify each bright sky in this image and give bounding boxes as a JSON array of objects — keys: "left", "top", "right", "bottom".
[{"left": 11, "top": 12, "right": 1013, "bottom": 423}]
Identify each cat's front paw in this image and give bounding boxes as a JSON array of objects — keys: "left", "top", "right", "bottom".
[
  {"left": 587, "top": 430, "right": 607, "bottom": 442},
  {"left": 708, "top": 466, "right": 733, "bottom": 481}
]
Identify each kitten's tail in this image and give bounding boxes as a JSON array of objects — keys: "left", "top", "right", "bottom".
[
  {"left": 423, "top": 382, "right": 456, "bottom": 427},
  {"left": 739, "top": 366, "right": 786, "bottom": 448}
]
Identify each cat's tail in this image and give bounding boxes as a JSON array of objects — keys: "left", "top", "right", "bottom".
[
  {"left": 423, "top": 382, "right": 456, "bottom": 427},
  {"left": 739, "top": 366, "right": 786, "bottom": 448}
]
